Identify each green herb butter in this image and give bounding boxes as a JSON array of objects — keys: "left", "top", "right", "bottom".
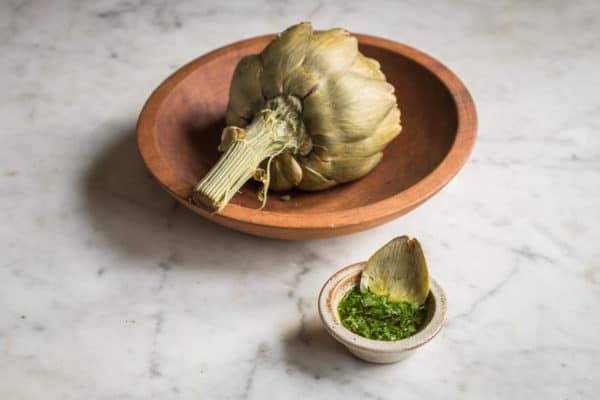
[{"left": 338, "top": 286, "right": 426, "bottom": 341}]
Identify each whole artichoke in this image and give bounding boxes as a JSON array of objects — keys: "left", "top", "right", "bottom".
[{"left": 192, "top": 22, "right": 401, "bottom": 211}]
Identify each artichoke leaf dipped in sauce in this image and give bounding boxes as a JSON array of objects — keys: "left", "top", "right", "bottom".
[
  {"left": 338, "top": 236, "right": 430, "bottom": 341},
  {"left": 191, "top": 22, "right": 401, "bottom": 212},
  {"left": 361, "top": 236, "right": 430, "bottom": 304}
]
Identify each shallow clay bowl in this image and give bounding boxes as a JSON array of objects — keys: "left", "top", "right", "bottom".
[{"left": 137, "top": 33, "right": 477, "bottom": 240}]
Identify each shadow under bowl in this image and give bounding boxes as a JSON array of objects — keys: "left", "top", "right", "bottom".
[{"left": 137, "top": 33, "right": 477, "bottom": 239}]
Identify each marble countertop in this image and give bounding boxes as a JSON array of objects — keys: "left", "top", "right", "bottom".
[{"left": 2, "top": 0, "right": 599, "bottom": 398}]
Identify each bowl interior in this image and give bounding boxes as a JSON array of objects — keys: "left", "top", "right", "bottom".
[
  {"left": 329, "top": 268, "right": 436, "bottom": 337},
  {"left": 153, "top": 37, "right": 458, "bottom": 213}
]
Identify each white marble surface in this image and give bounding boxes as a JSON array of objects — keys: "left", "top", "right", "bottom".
[{"left": 2, "top": 0, "right": 599, "bottom": 398}]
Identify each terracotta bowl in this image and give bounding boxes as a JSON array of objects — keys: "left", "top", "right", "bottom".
[
  {"left": 137, "top": 34, "right": 477, "bottom": 239},
  {"left": 318, "top": 262, "right": 447, "bottom": 363}
]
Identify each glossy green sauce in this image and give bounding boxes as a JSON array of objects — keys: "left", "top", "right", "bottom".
[{"left": 338, "top": 286, "right": 427, "bottom": 341}]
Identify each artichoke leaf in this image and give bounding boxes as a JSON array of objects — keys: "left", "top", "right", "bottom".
[
  {"left": 351, "top": 54, "right": 386, "bottom": 80},
  {"left": 302, "top": 28, "right": 358, "bottom": 77},
  {"left": 285, "top": 41, "right": 381, "bottom": 98},
  {"left": 283, "top": 29, "right": 358, "bottom": 99},
  {"left": 360, "top": 236, "right": 430, "bottom": 304},
  {"left": 227, "top": 55, "right": 264, "bottom": 126},
  {"left": 298, "top": 164, "right": 336, "bottom": 191},
  {"left": 312, "top": 106, "right": 401, "bottom": 158},
  {"left": 261, "top": 22, "right": 313, "bottom": 99},
  {"left": 282, "top": 65, "right": 321, "bottom": 99},
  {"left": 225, "top": 108, "right": 248, "bottom": 128},
  {"left": 299, "top": 152, "right": 382, "bottom": 184},
  {"left": 267, "top": 152, "right": 303, "bottom": 191},
  {"left": 303, "top": 74, "right": 396, "bottom": 141}
]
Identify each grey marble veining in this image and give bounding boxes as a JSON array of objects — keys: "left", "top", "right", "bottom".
[{"left": 1, "top": 0, "right": 599, "bottom": 399}]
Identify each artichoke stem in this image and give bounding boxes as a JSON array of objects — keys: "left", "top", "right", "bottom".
[{"left": 191, "top": 98, "right": 305, "bottom": 212}]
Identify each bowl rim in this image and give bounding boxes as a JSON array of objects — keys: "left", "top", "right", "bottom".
[
  {"left": 137, "top": 32, "right": 477, "bottom": 231},
  {"left": 318, "top": 262, "right": 447, "bottom": 353}
]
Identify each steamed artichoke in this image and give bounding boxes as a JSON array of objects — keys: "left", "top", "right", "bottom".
[{"left": 191, "top": 22, "right": 401, "bottom": 212}]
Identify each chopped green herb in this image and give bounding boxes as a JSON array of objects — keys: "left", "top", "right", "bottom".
[{"left": 337, "top": 286, "right": 426, "bottom": 341}]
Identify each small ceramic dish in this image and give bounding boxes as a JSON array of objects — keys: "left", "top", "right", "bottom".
[{"left": 318, "top": 262, "right": 447, "bottom": 364}]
